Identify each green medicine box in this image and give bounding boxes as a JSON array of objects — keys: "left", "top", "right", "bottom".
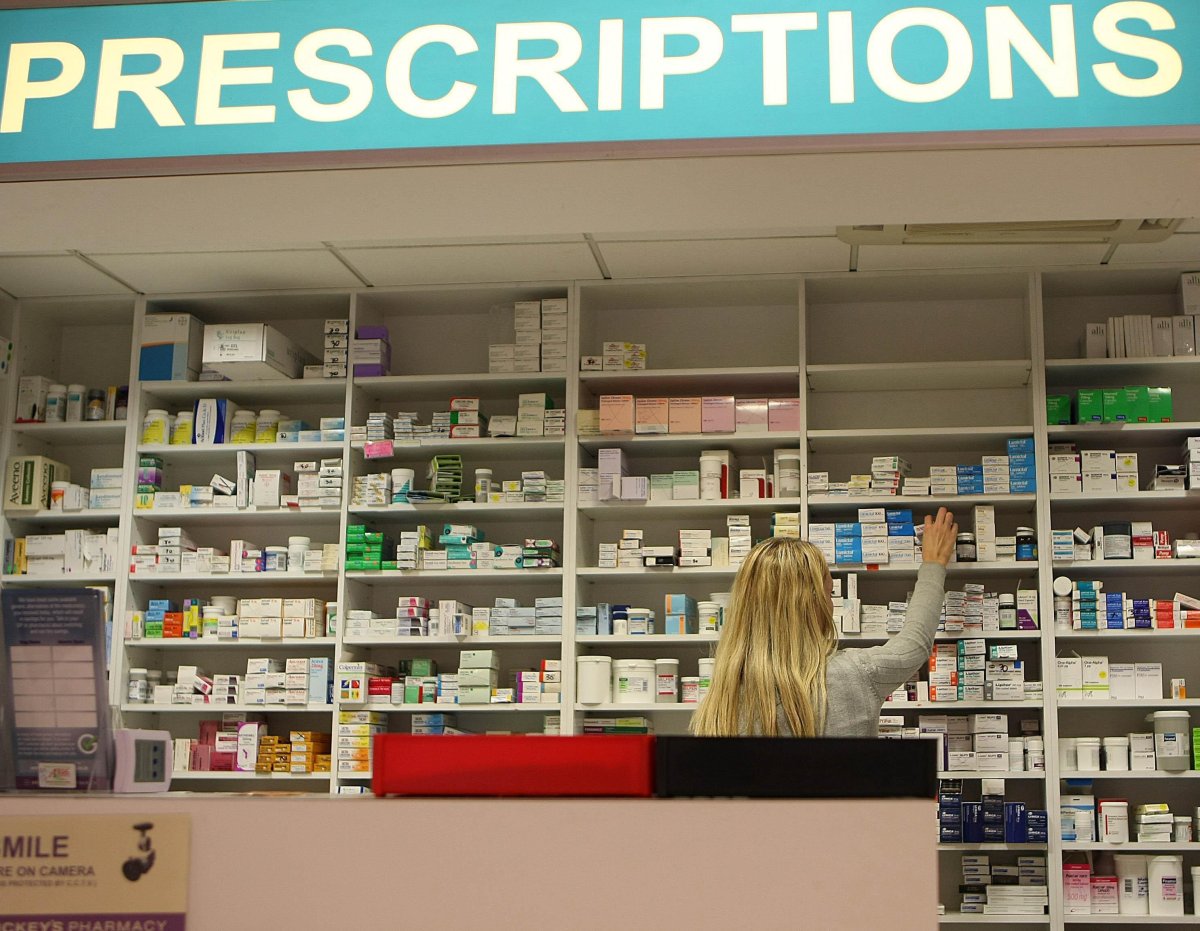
[
  {"left": 1148, "top": 386, "right": 1173, "bottom": 422},
  {"left": 1046, "top": 395, "right": 1072, "bottom": 425},
  {"left": 410, "top": 658, "right": 437, "bottom": 677},
  {"left": 1123, "top": 386, "right": 1150, "bottom": 423},
  {"left": 1075, "top": 389, "right": 1104, "bottom": 423}
]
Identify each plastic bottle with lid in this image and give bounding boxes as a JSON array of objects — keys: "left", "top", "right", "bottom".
[
  {"left": 141, "top": 409, "right": 170, "bottom": 445},
  {"left": 44, "top": 384, "right": 67, "bottom": 422}
]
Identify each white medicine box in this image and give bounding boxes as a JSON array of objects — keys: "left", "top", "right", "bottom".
[
  {"left": 140, "top": 313, "right": 204, "bottom": 382},
  {"left": 202, "top": 324, "right": 317, "bottom": 380}
]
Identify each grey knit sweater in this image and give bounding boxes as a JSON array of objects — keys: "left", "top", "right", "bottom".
[{"left": 774, "top": 562, "right": 948, "bottom": 737}]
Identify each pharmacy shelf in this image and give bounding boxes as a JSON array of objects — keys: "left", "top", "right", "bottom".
[
  {"left": 578, "top": 430, "right": 800, "bottom": 455},
  {"left": 129, "top": 572, "right": 339, "bottom": 585},
  {"left": 3, "top": 508, "right": 122, "bottom": 526},
  {"left": 939, "top": 913, "right": 1048, "bottom": 924},
  {"left": 133, "top": 508, "right": 342, "bottom": 525},
  {"left": 576, "top": 635, "right": 719, "bottom": 645},
  {"left": 120, "top": 703, "right": 333, "bottom": 713},
  {"left": 1, "top": 573, "right": 117, "bottom": 586},
  {"left": 349, "top": 502, "right": 563, "bottom": 520},
  {"left": 938, "top": 771, "right": 1047, "bottom": 780},
  {"left": 1047, "top": 422, "right": 1200, "bottom": 444},
  {"left": 806, "top": 360, "right": 1032, "bottom": 393},
  {"left": 576, "top": 567, "right": 735, "bottom": 581},
  {"left": 339, "top": 703, "right": 556, "bottom": 713},
  {"left": 140, "top": 378, "right": 348, "bottom": 404},
  {"left": 843, "top": 631, "right": 1044, "bottom": 643},
  {"left": 343, "top": 636, "right": 562, "bottom": 647},
  {"left": 1062, "top": 842, "right": 1200, "bottom": 852},
  {"left": 1059, "top": 770, "right": 1200, "bottom": 780},
  {"left": 168, "top": 771, "right": 332, "bottom": 782},
  {"left": 576, "top": 703, "right": 695, "bottom": 713},
  {"left": 1052, "top": 561, "right": 1200, "bottom": 575},
  {"left": 344, "top": 569, "right": 562, "bottom": 582},
  {"left": 352, "top": 438, "right": 563, "bottom": 460},
  {"left": 1046, "top": 356, "right": 1200, "bottom": 384},
  {"left": 938, "top": 843, "right": 1049, "bottom": 851},
  {"left": 884, "top": 701, "right": 1044, "bottom": 710},
  {"left": 805, "top": 426, "right": 1033, "bottom": 454},
  {"left": 1049, "top": 491, "right": 1200, "bottom": 511},
  {"left": 1054, "top": 630, "right": 1200, "bottom": 640},
  {"left": 580, "top": 498, "right": 802, "bottom": 518},
  {"left": 355, "top": 371, "right": 566, "bottom": 401},
  {"left": 1057, "top": 699, "right": 1200, "bottom": 709},
  {"left": 138, "top": 442, "right": 344, "bottom": 461},
  {"left": 1062, "top": 916, "right": 1200, "bottom": 924},
  {"left": 579, "top": 365, "right": 800, "bottom": 395},
  {"left": 829, "top": 561, "right": 1039, "bottom": 577},
  {"left": 124, "top": 638, "right": 337, "bottom": 649},
  {"left": 9, "top": 420, "right": 127, "bottom": 444},
  {"left": 808, "top": 494, "right": 1037, "bottom": 514}
]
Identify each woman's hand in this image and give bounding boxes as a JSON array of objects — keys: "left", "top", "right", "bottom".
[{"left": 921, "top": 507, "right": 958, "bottom": 566}]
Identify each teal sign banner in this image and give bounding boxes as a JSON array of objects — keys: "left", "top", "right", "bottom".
[{"left": 0, "top": 0, "right": 1197, "bottom": 165}]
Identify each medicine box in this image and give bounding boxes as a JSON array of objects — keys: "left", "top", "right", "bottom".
[
  {"left": 139, "top": 313, "right": 204, "bottom": 382},
  {"left": 5, "top": 456, "right": 70, "bottom": 511},
  {"left": 202, "top": 324, "right": 316, "bottom": 380}
]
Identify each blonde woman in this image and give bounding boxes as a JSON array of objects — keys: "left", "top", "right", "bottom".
[{"left": 691, "top": 507, "right": 958, "bottom": 737}]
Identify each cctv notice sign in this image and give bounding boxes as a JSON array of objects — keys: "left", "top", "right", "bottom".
[
  {"left": 0, "top": 0, "right": 1198, "bottom": 167},
  {"left": 0, "top": 814, "right": 190, "bottom": 930}
]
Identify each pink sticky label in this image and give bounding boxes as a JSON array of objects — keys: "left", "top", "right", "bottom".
[{"left": 364, "top": 440, "right": 394, "bottom": 459}]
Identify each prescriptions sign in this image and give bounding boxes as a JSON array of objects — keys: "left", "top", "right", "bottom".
[{"left": 0, "top": 0, "right": 1197, "bottom": 165}]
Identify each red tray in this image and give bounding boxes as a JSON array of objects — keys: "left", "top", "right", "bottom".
[{"left": 371, "top": 734, "right": 655, "bottom": 797}]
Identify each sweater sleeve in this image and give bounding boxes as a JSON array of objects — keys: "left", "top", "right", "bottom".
[{"left": 855, "top": 561, "right": 947, "bottom": 703}]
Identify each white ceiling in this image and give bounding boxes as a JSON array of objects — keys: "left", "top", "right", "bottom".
[
  {"left": 2, "top": 144, "right": 1200, "bottom": 297},
  {"left": 1, "top": 230, "right": 1197, "bottom": 299}
]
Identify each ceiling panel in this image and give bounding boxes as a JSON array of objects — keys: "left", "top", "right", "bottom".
[
  {"left": 0, "top": 254, "right": 132, "bottom": 297},
  {"left": 856, "top": 242, "right": 1109, "bottom": 271},
  {"left": 597, "top": 237, "right": 849, "bottom": 278},
  {"left": 594, "top": 227, "right": 836, "bottom": 242},
  {"left": 1107, "top": 233, "right": 1200, "bottom": 266},
  {"left": 341, "top": 242, "right": 601, "bottom": 286},
  {"left": 87, "top": 249, "right": 363, "bottom": 293}
]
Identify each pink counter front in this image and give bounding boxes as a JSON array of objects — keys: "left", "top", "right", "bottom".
[{"left": 0, "top": 795, "right": 937, "bottom": 929}]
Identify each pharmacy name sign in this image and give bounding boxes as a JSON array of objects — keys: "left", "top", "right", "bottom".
[{"left": 0, "top": 0, "right": 1197, "bottom": 167}]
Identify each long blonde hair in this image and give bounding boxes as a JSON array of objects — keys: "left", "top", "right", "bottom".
[{"left": 690, "top": 537, "right": 838, "bottom": 737}]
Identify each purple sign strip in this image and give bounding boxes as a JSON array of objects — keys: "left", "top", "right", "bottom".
[{"left": 0, "top": 916, "right": 186, "bottom": 931}]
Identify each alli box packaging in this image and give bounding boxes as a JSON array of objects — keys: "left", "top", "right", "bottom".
[{"left": 202, "top": 324, "right": 317, "bottom": 380}]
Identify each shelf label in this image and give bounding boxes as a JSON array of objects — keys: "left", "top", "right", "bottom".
[
  {"left": 363, "top": 440, "right": 394, "bottom": 460},
  {"left": 1, "top": 0, "right": 1198, "bottom": 171}
]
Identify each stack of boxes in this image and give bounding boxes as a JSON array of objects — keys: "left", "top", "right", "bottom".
[
  {"left": 811, "top": 440, "right": 1035, "bottom": 497},
  {"left": 412, "top": 712, "right": 461, "bottom": 734},
  {"left": 396, "top": 525, "right": 431, "bottom": 570},
  {"left": 88, "top": 466, "right": 123, "bottom": 510},
  {"left": 1052, "top": 522, "right": 1177, "bottom": 561},
  {"left": 664, "top": 594, "right": 698, "bottom": 634},
  {"left": 728, "top": 515, "right": 752, "bottom": 567},
  {"left": 677, "top": 529, "right": 712, "bottom": 567},
  {"left": 344, "top": 524, "right": 392, "bottom": 571},
  {"left": 958, "top": 856, "right": 1048, "bottom": 916},
  {"left": 1056, "top": 655, "right": 1165, "bottom": 701},
  {"left": 523, "top": 538, "right": 561, "bottom": 569},
  {"left": 809, "top": 508, "right": 918, "bottom": 566},
  {"left": 351, "top": 325, "right": 390, "bottom": 377},
  {"left": 1184, "top": 436, "right": 1200, "bottom": 489},
  {"left": 868, "top": 456, "right": 910, "bottom": 495},
  {"left": 1047, "top": 386, "right": 1173, "bottom": 425},
  {"left": 313, "top": 317, "right": 348, "bottom": 378},
  {"left": 515, "top": 660, "right": 562, "bottom": 704},
  {"left": 770, "top": 512, "right": 801, "bottom": 538},
  {"left": 1135, "top": 803, "right": 1174, "bottom": 843},
  {"left": 336, "top": 709, "right": 385, "bottom": 777},
  {"left": 938, "top": 778, "right": 1049, "bottom": 845},
  {"left": 515, "top": 392, "right": 553, "bottom": 437},
  {"left": 592, "top": 340, "right": 647, "bottom": 372},
  {"left": 489, "top": 298, "right": 567, "bottom": 373},
  {"left": 432, "top": 397, "right": 486, "bottom": 439},
  {"left": 458, "top": 649, "right": 499, "bottom": 704},
  {"left": 297, "top": 458, "right": 343, "bottom": 510},
  {"left": 1049, "top": 447, "right": 1140, "bottom": 495},
  {"left": 13, "top": 529, "right": 118, "bottom": 576},
  {"left": 540, "top": 299, "right": 567, "bottom": 373}
]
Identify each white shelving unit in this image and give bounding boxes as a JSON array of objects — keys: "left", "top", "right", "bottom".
[{"left": 3, "top": 265, "right": 1199, "bottom": 931}]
